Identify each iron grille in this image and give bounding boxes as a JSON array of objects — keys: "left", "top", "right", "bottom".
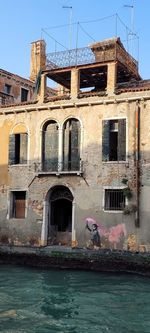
[
  {"left": 46, "top": 47, "right": 95, "bottom": 69},
  {"left": 105, "top": 189, "right": 125, "bottom": 211}
]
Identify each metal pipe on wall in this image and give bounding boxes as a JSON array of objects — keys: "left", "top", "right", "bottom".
[{"left": 135, "top": 100, "right": 140, "bottom": 227}]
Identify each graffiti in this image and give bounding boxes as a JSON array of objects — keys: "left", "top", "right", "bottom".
[
  {"left": 86, "top": 221, "right": 101, "bottom": 248},
  {"left": 85, "top": 217, "right": 126, "bottom": 249}
]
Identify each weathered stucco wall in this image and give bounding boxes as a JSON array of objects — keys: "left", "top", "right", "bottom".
[{"left": 0, "top": 90, "right": 150, "bottom": 250}]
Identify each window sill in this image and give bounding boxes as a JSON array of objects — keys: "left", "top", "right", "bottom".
[
  {"left": 36, "top": 170, "right": 83, "bottom": 176},
  {"left": 8, "top": 164, "right": 28, "bottom": 167},
  {"left": 8, "top": 217, "right": 26, "bottom": 220},
  {"left": 102, "top": 161, "right": 128, "bottom": 164},
  {"left": 103, "top": 209, "right": 123, "bottom": 213}
]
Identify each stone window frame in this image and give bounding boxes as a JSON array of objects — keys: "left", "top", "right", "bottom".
[
  {"left": 40, "top": 116, "right": 83, "bottom": 173},
  {"left": 7, "top": 189, "right": 28, "bottom": 220},
  {"left": 8, "top": 132, "right": 28, "bottom": 166},
  {"left": 102, "top": 116, "right": 128, "bottom": 163},
  {"left": 102, "top": 186, "right": 128, "bottom": 213}
]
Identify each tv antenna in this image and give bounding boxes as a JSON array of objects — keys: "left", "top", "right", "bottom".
[
  {"left": 62, "top": 6, "right": 73, "bottom": 50},
  {"left": 124, "top": 3, "right": 136, "bottom": 54}
]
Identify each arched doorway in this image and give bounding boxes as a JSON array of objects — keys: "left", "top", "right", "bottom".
[{"left": 48, "top": 186, "right": 73, "bottom": 246}]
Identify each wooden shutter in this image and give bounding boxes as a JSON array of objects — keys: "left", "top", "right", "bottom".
[
  {"left": 70, "top": 120, "right": 80, "bottom": 170},
  {"left": 44, "top": 123, "right": 58, "bottom": 171},
  {"left": 63, "top": 121, "right": 70, "bottom": 170},
  {"left": 9, "top": 134, "right": 16, "bottom": 165},
  {"left": 14, "top": 192, "right": 26, "bottom": 218},
  {"left": 20, "top": 133, "right": 28, "bottom": 164},
  {"left": 118, "top": 119, "right": 126, "bottom": 161},
  {"left": 102, "top": 120, "right": 110, "bottom": 161}
]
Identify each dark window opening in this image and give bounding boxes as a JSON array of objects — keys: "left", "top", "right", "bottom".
[
  {"left": 51, "top": 199, "right": 72, "bottom": 232},
  {"left": 11, "top": 191, "right": 26, "bottom": 218},
  {"left": 4, "top": 84, "right": 11, "bottom": 95},
  {"left": 105, "top": 189, "right": 125, "bottom": 211},
  {"left": 102, "top": 119, "right": 126, "bottom": 162},
  {"left": 21, "top": 88, "right": 28, "bottom": 102},
  {"left": 9, "top": 133, "right": 28, "bottom": 165},
  {"left": 109, "top": 120, "right": 118, "bottom": 161}
]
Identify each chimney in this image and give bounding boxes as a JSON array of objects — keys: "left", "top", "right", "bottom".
[{"left": 30, "top": 40, "right": 46, "bottom": 82}]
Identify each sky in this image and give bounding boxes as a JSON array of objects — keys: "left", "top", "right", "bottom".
[{"left": 0, "top": 0, "right": 150, "bottom": 80}]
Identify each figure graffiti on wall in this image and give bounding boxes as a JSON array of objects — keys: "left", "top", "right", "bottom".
[
  {"left": 86, "top": 220, "right": 101, "bottom": 249},
  {"left": 85, "top": 217, "right": 127, "bottom": 249}
]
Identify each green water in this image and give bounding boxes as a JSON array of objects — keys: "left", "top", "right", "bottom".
[{"left": 0, "top": 265, "right": 150, "bottom": 333}]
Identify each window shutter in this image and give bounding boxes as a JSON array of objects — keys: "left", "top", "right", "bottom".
[
  {"left": 44, "top": 123, "right": 58, "bottom": 171},
  {"left": 20, "top": 133, "right": 28, "bottom": 164},
  {"left": 102, "top": 120, "right": 110, "bottom": 161},
  {"left": 63, "top": 122, "right": 70, "bottom": 170},
  {"left": 118, "top": 119, "right": 126, "bottom": 161},
  {"left": 9, "top": 134, "right": 16, "bottom": 165},
  {"left": 70, "top": 120, "right": 80, "bottom": 170}
]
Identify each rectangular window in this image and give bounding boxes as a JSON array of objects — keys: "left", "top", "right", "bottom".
[
  {"left": 21, "top": 88, "right": 28, "bottom": 102},
  {"left": 4, "top": 84, "right": 11, "bottom": 95},
  {"left": 11, "top": 191, "right": 26, "bottom": 218},
  {"left": 9, "top": 133, "right": 28, "bottom": 165},
  {"left": 102, "top": 119, "right": 126, "bottom": 161},
  {"left": 104, "top": 189, "right": 125, "bottom": 211}
]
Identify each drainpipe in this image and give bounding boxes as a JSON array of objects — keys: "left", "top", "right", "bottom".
[
  {"left": 58, "top": 127, "right": 63, "bottom": 172},
  {"left": 135, "top": 101, "right": 140, "bottom": 227},
  {"left": 71, "top": 200, "right": 77, "bottom": 247}
]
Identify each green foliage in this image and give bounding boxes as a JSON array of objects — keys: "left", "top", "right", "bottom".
[
  {"left": 123, "top": 187, "right": 132, "bottom": 199},
  {"left": 122, "top": 178, "right": 128, "bottom": 185}
]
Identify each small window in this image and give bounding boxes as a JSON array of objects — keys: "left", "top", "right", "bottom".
[
  {"left": 102, "top": 119, "right": 126, "bottom": 161},
  {"left": 4, "top": 84, "right": 11, "bottom": 95},
  {"left": 9, "top": 133, "right": 28, "bottom": 165},
  {"left": 21, "top": 88, "right": 28, "bottom": 102},
  {"left": 104, "top": 189, "right": 125, "bottom": 211},
  {"left": 11, "top": 191, "right": 26, "bottom": 218}
]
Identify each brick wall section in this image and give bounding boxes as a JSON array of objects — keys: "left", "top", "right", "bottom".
[
  {"left": 71, "top": 69, "right": 80, "bottom": 98},
  {"left": 30, "top": 40, "right": 46, "bottom": 82},
  {"left": 107, "top": 62, "right": 117, "bottom": 94},
  {"left": 0, "top": 70, "right": 34, "bottom": 104}
]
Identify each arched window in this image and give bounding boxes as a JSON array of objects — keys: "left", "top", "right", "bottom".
[
  {"left": 63, "top": 118, "right": 81, "bottom": 171},
  {"left": 42, "top": 121, "right": 58, "bottom": 171}
]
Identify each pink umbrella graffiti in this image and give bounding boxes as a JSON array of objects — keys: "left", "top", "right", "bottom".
[{"left": 85, "top": 217, "right": 126, "bottom": 244}]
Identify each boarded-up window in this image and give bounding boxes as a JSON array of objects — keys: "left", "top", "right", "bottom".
[
  {"left": 102, "top": 119, "right": 126, "bottom": 161},
  {"left": 105, "top": 189, "right": 125, "bottom": 211},
  {"left": 63, "top": 118, "right": 80, "bottom": 171},
  {"left": 11, "top": 191, "right": 26, "bottom": 218},
  {"left": 42, "top": 121, "right": 58, "bottom": 171},
  {"left": 9, "top": 133, "right": 28, "bottom": 165}
]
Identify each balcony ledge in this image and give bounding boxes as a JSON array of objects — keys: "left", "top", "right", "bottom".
[{"left": 36, "top": 170, "right": 83, "bottom": 177}]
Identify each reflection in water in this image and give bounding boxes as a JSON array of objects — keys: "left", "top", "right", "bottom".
[{"left": 0, "top": 265, "right": 150, "bottom": 333}]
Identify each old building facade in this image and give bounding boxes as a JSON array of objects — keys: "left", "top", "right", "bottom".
[
  {"left": 0, "top": 37, "right": 150, "bottom": 251},
  {"left": 0, "top": 69, "right": 35, "bottom": 106}
]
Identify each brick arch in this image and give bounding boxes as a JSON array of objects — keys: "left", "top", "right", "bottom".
[{"left": 11, "top": 123, "right": 28, "bottom": 134}]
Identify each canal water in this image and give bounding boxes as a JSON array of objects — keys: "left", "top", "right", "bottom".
[{"left": 0, "top": 265, "right": 150, "bottom": 333}]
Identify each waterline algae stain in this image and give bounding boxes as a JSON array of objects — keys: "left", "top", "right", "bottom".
[{"left": 0, "top": 265, "right": 150, "bottom": 333}]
